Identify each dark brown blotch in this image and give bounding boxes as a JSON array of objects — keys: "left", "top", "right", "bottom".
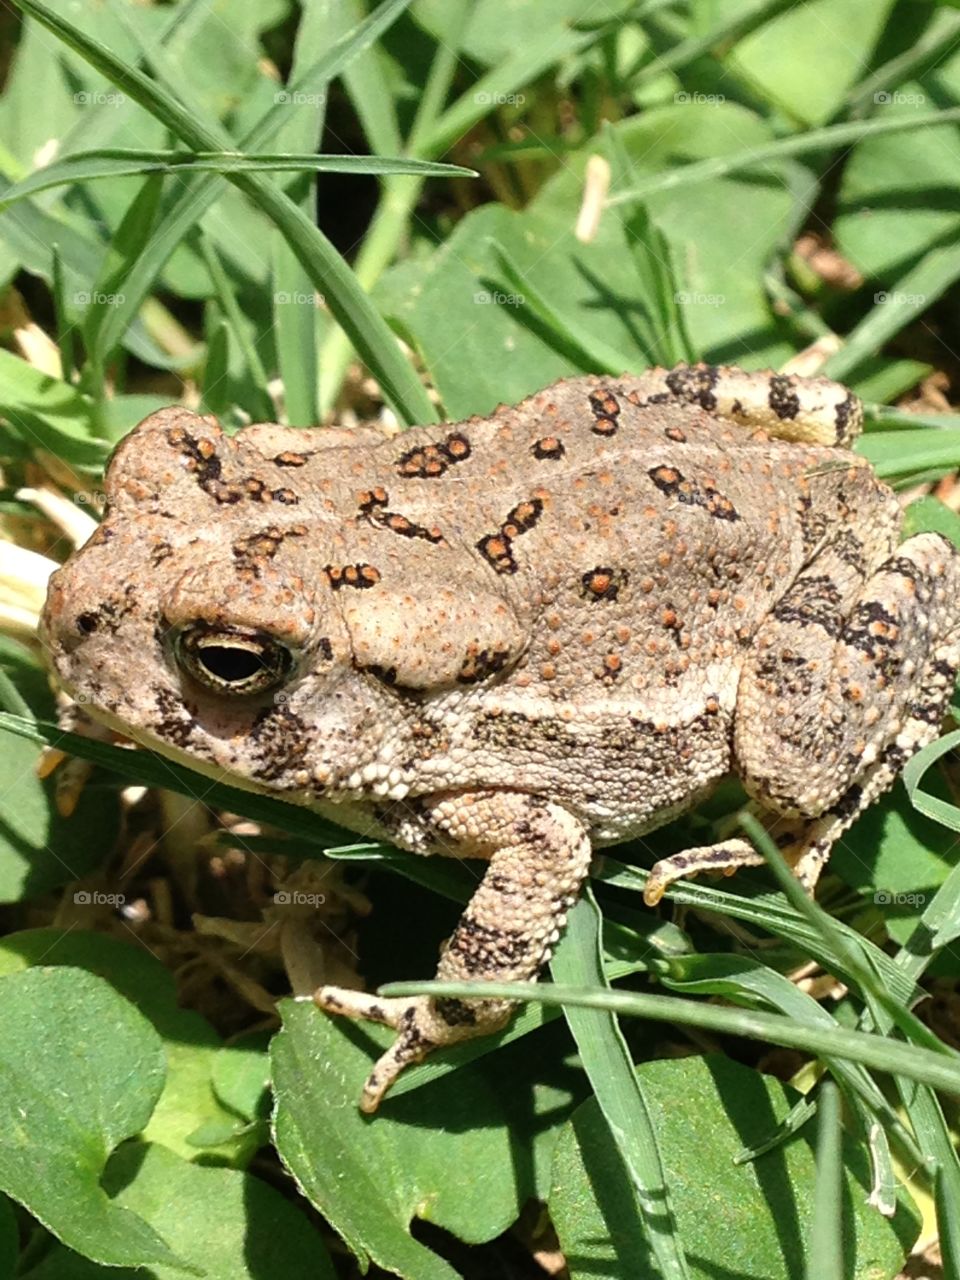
[
  {"left": 325, "top": 562, "right": 382, "bottom": 590},
  {"left": 581, "top": 566, "right": 629, "bottom": 602},
  {"left": 476, "top": 534, "right": 518, "bottom": 575},
  {"left": 532, "top": 435, "right": 565, "bottom": 460},
  {"left": 457, "top": 644, "right": 512, "bottom": 684},
  {"left": 588, "top": 388, "right": 621, "bottom": 435},
  {"left": 396, "top": 431, "right": 472, "bottom": 479}
]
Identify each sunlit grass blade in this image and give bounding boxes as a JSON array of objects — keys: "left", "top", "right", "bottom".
[
  {"left": 806, "top": 1083, "right": 843, "bottom": 1280},
  {"left": 50, "top": 244, "right": 76, "bottom": 384},
  {"left": 82, "top": 173, "right": 164, "bottom": 396},
  {"left": 0, "top": 151, "right": 476, "bottom": 210},
  {"left": 857, "top": 429, "right": 960, "bottom": 481},
  {"left": 824, "top": 241, "right": 960, "bottom": 384},
  {"left": 381, "top": 977, "right": 960, "bottom": 1096},
  {"left": 737, "top": 811, "right": 953, "bottom": 1060},
  {"left": 902, "top": 729, "right": 960, "bottom": 834},
  {"left": 606, "top": 108, "right": 960, "bottom": 206},
  {"left": 197, "top": 234, "right": 273, "bottom": 422},
  {"left": 551, "top": 892, "right": 692, "bottom": 1280},
  {"left": 595, "top": 855, "right": 919, "bottom": 1005}
]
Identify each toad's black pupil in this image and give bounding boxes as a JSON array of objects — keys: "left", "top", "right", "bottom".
[{"left": 200, "top": 647, "right": 265, "bottom": 683}]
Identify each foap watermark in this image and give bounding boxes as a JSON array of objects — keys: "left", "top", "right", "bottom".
[
  {"left": 874, "top": 290, "right": 926, "bottom": 307},
  {"left": 274, "top": 290, "right": 325, "bottom": 307},
  {"left": 474, "top": 91, "right": 525, "bottom": 107},
  {"left": 474, "top": 289, "right": 525, "bottom": 307},
  {"left": 675, "top": 290, "right": 726, "bottom": 308},
  {"left": 273, "top": 90, "right": 327, "bottom": 107},
  {"left": 73, "top": 490, "right": 107, "bottom": 507},
  {"left": 874, "top": 90, "right": 925, "bottom": 107},
  {"left": 274, "top": 890, "right": 326, "bottom": 907},
  {"left": 74, "top": 890, "right": 125, "bottom": 907},
  {"left": 74, "top": 90, "right": 126, "bottom": 107},
  {"left": 874, "top": 889, "right": 928, "bottom": 908},
  {"left": 74, "top": 290, "right": 125, "bottom": 308},
  {"left": 674, "top": 91, "right": 725, "bottom": 106}
]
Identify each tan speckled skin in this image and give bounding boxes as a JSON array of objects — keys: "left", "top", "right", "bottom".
[{"left": 41, "top": 365, "right": 960, "bottom": 1109}]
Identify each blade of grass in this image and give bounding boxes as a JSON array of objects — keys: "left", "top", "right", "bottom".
[
  {"left": 737, "top": 811, "right": 953, "bottom": 1060},
  {"left": 902, "top": 729, "right": 960, "bottom": 835},
  {"left": 269, "top": 0, "right": 334, "bottom": 428},
  {"left": 551, "top": 891, "right": 692, "bottom": 1280},
  {"left": 317, "top": 0, "right": 472, "bottom": 413},
  {"left": 595, "top": 856, "right": 919, "bottom": 1005},
  {"left": 824, "top": 241, "right": 960, "bottom": 384},
  {"left": 606, "top": 108, "right": 960, "bottom": 206},
  {"left": 196, "top": 234, "right": 274, "bottom": 421},
  {"left": 857, "top": 429, "right": 960, "bottom": 481},
  {"left": 381, "top": 977, "right": 960, "bottom": 1096},
  {"left": 0, "top": 151, "right": 475, "bottom": 210},
  {"left": 806, "top": 1083, "right": 843, "bottom": 1280},
  {"left": 50, "top": 244, "right": 75, "bottom": 384},
  {"left": 200, "top": 318, "right": 230, "bottom": 419},
  {"left": 83, "top": 173, "right": 164, "bottom": 404}
]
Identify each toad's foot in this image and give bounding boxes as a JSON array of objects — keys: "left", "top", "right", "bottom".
[
  {"left": 313, "top": 986, "right": 514, "bottom": 1113},
  {"left": 315, "top": 791, "right": 592, "bottom": 1111},
  {"left": 643, "top": 838, "right": 765, "bottom": 906}
]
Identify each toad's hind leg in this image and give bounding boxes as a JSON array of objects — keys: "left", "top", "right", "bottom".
[
  {"left": 645, "top": 533, "right": 960, "bottom": 903},
  {"left": 314, "top": 792, "right": 591, "bottom": 1112}
]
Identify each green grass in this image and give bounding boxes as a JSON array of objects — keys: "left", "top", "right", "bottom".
[{"left": 1, "top": 1, "right": 960, "bottom": 1277}]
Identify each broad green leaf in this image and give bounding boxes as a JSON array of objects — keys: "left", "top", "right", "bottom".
[
  {"left": 0, "top": 929, "right": 249, "bottom": 1164},
  {"left": 272, "top": 999, "right": 582, "bottom": 1278},
  {"left": 413, "top": 0, "right": 630, "bottom": 67},
  {"left": 728, "top": 0, "right": 896, "bottom": 125},
  {"left": 0, "top": 641, "right": 119, "bottom": 901},
  {"left": 903, "top": 495, "right": 960, "bottom": 547},
  {"left": 831, "top": 780, "right": 958, "bottom": 947},
  {"left": 550, "top": 1056, "right": 917, "bottom": 1280},
  {"left": 0, "top": 967, "right": 180, "bottom": 1270},
  {"left": 20, "top": 1142, "right": 335, "bottom": 1280},
  {"left": 377, "top": 104, "right": 802, "bottom": 418},
  {"left": 211, "top": 1033, "right": 272, "bottom": 1122},
  {"left": 837, "top": 25, "right": 960, "bottom": 278},
  {"left": 0, "top": 350, "right": 108, "bottom": 468}
]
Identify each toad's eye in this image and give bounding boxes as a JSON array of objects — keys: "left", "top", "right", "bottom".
[{"left": 174, "top": 625, "right": 293, "bottom": 696}]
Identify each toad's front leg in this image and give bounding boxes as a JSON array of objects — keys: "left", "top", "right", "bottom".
[{"left": 314, "top": 791, "right": 592, "bottom": 1112}]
